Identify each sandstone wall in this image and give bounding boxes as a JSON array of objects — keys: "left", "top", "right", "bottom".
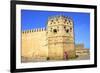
[{"left": 21, "top": 28, "right": 48, "bottom": 60}]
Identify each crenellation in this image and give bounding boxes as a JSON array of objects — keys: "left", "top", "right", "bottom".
[
  {"left": 22, "top": 27, "right": 47, "bottom": 34},
  {"left": 47, "top": 15, "right": 73, "bottom": 26}
]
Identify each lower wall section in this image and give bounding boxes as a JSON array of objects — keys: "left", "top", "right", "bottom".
[{"left": 48, "top": 44, "right": 63, "bottom": 60}]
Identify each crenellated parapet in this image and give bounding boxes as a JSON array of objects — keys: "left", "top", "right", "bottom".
[
  {"left": 48, "top": 15, "right": 72, "bottom": 20},
  {"left": 22, "top": 27, "right": 46, "bottom": 34},
  {"left": 47, "top": 15, "right": 73, "bottom": 26}
]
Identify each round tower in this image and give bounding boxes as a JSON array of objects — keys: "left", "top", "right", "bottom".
[{"left": 47, "top": 15, "right": 76, "bottom": 60}]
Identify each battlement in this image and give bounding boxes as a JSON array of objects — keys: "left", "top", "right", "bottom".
[
  {"left": 48, "top": 15, "right": 72, "bottom": 21},
  {"left": 22, "top": 27, "right": 46, "bottom": 34},
  {"left": 47, "top": 15, "right": 73, "bottom": 26}
]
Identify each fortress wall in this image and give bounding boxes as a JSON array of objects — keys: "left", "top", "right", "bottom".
[
  {"left": 75, "top": 44, "right": 90, "bottom": 56},
  {"left": 21, "top": 15, "right": 89, "bottom": 61},
  {"left": 48, "top": 44, "right": 64, "bottom": 60},
  {"left": 22, "top": 28, "right": 48, "bottom": 59},
  {"left": 63, "top": 43, "right": 76, "bottom": 59}
]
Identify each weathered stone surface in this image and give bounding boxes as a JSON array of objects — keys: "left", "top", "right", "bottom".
[{"left": 21, "top": 15, "right": 89, "bottom": 62}]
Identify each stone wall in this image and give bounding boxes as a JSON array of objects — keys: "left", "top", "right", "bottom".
[
  {"left": 75, "top": 44, "right": 90, "bottom": 56},
  {"left": 21, "top": 15, "right": 77, "bottom": 61},
  {"left": 22, "top": 28, "right": 48, "bottom": 60}
]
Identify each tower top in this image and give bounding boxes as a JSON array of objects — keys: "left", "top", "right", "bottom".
[
  {"left": 47, "top": 15, "right": 73, "bottom": 26},
  {"left": 48, "top": 15, "right": 70, "bottom": 19}
]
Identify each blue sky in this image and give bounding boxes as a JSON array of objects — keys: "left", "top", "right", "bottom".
[{"left": 21, "top": 10, "right": 90, "bottom": 48}]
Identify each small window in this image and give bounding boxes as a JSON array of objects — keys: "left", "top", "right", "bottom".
[
  {"left": 50, "top": 20, "right": 53, "bottom": 25},
  {"left": 50, "top": 22, "right": 52, "bottom": 25},
  {"left": 70, "top": 28, "right": 72, "bottom": 32},
  {"left": 69, "top": 20, "right": 72, "bottom": 25},
  {"left": 67, "top": 22, "right": 69, "bottom": 24},
  {"left": 64, "top": 26, "right": 66, "bottom": 29},
  {"left": 66, "top": 29, "right": 69, "bottom": 33},
  {"left": 51, "top": 20, "right": 53, "bottom": 22},
  {"left": 53, "top": 29, "right": 57, "bottom": 33}
]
